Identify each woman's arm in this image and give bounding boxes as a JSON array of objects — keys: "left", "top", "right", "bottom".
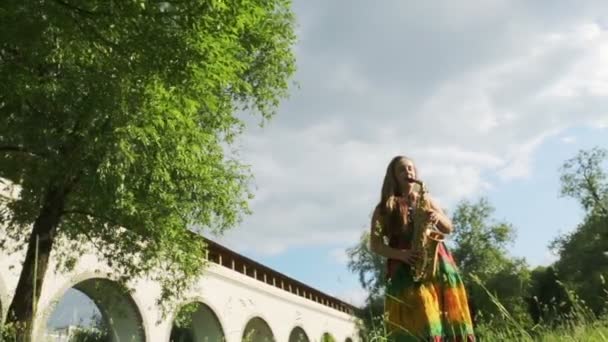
[
  {"left": 428, "top": 197, "right": 453, "bottom": 234},
  {"left": 369, "top": 207, "right": 417, "bottom": 264}
]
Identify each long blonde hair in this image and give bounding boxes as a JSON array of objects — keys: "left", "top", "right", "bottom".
[{"left": 378, "top": 155, "right": 418, "bottom": 237}]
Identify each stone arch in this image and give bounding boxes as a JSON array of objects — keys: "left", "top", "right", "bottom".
[
  {"left": 288, "top": 326, "right": 310, "bottom": 342},
  {"left": 169, "top": 301, "right": 225, "bottom": 342},
  {"left": 242, "top": 316, "right": 275, "bottom": 342},
  {"left": 38, "top": 276, "right": 146, "bottom": 342},
  {"left": 321, "top": 332, "right": 336, "bottom": 342}
]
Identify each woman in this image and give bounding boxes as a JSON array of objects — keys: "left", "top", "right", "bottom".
[{"left": 369, "top": 155, "right": 475, "bottom": 342}]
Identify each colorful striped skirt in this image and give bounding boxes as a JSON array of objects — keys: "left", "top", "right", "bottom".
[{"left": 384, "top": 243, "right": 475, "bottom": 342}]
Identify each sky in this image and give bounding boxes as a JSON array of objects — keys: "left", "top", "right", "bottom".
[
  {"left": 211, "top": 0, "right": 608, "bottom": 307},
  {"left": 49, "top": 0, "right": 608, "bottom": 328}
]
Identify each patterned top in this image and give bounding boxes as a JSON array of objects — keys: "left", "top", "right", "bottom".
[{"left": 386, "top": 205, "right": 415, "bottom": 279}]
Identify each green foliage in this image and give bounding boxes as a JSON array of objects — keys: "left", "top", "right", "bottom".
[
  {"left": 69, "top": 327, "right": 109, "bottom": 342},
  {"left": 352, "top": 294, "right": 385, "bottom": 340},
  {"left": 527, "top": 266, "right": 574, "bottom": 325},
  {"left": 0, "top": 0, "right": 296, "bottom": 317},
  {"left": 0, "top": 321, "right": 26, "bottom": 342},
  {"left": 345, "top": 231, "right": 387, "bottom": 337},
  {"left": 346, "top": 231, "right": 386, "bottom": 302},
  {"left": 173, "top": 302, "right": 200, "bottom": 329},
  {"left": 170, "top": 326, "right": 195, "bottom": 342},
  {"left": 242, "top": 328, "right": 275, "bottom": 342},
  {"left": 450, "top": 198, "right": 532, "bottom": 325},
  {"left": 321, "top": 332, "right": 336, "bottom": 342},
  {"left": 450, "top": 198, "right": 517, "bottom": 278},
  {"left": 472, "top": 274, "right": 608, "bottom": 341},
  {"left": 288, "top": 328, "right": 309, "bottom": 342},
  {"left": 551, "top": 146, "right": 608, "bottom": 316},
  {"left": 559, "top": 146, "right": 608, "bottom": 216},
  {"left": 551, "top": 216, "right": 608, "bottom": 316},
  {"left": 2, "top": 324, "right": 110, "bottom": 342}
]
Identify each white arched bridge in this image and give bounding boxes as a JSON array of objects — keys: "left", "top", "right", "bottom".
[{"left": 0, "top": 182, "right": 361, "bottom": 342}]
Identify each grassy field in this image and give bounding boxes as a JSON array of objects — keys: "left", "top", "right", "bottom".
[
  {"left": 363, "top": 318, "right": 608, "bottom": 342},
  {"left": 361, "top": 276, "right": 608, "bottom": 342},
  {"left": 470, "top": 275, "right": 608, "bottom": 342},
  {"left": 474, "top": 321, "right": 608, "bottom": 342}
]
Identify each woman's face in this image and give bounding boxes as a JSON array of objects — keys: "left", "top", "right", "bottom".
[{"left": 394, "top": 158, "right": 416, "bottom": 189}]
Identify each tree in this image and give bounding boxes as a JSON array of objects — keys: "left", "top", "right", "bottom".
[
  {"left": 450, "top": 198, "right": 516, "bottom": 277},
  {"left": 345, "top": 231, "right": 386, "bottom": 334},
  {"left": 551, "top": 214, "right": 608, "bottom": 316},
  {"left": 0, "top": 0, "right": 296, "bottom": 339},
  {"left": 526, "top": 266, "right": 572, "bottom": 326},
  {"left": 450, "top": 198, "right": 531, "bottom": 325},
  {"left": 551, "top": 146, "right": 608, "bottom": 316},
  {"left": 559, "top": 146, "right": 608, "bottom": 217},
  {"left": 346, "top": 231, "right": 386, "bottom": 303}
]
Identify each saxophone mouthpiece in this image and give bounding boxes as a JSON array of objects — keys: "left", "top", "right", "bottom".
[{"left": 406, "top": 178, "right": 422, "bottom": 185}]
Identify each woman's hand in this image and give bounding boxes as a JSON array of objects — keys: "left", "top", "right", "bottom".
[
  {"left": 397, "top": 249, "right": 421, "bottom": 265},
  {"left": 426, "top": 209, "right": 440, "bottom": 225},
  {"left": 425, "top": 199, "right": 454, "bottom": 234}
]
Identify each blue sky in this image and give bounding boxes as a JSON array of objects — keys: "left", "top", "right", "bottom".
[
  {"left": 49, "top": 0, "right": 608, "bottom": 328},
  {"left": 484, "top": 125, "right": 607, "bottom": 266}
]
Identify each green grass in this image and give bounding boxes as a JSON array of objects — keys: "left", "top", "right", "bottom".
[
  {"left": 473, "top": 320, "right": 608, "bottom": 342},
  {"left": 361, "top": 313, "right": 608, "bottom": 342},
  {"left": 538, "top": 324, "right": 608, "bottom": 342},
  {"left": 471, "top": 274, "right": 608, "bottom": 341},
  {"left": 360, "top": 275, "right": 608, "bottom": 342}
]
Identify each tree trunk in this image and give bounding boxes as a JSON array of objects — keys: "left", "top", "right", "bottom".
[{"left": 5, "top": 185, "right": 68, "bottom": 342}]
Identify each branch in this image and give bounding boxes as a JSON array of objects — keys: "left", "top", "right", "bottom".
[
  {"left": 581, "top": 165, "right": 608, "bottom": 216},
  {"left": 64, "top": 12, "right": 123, "bottom": 56},
  {"left": 52, "top": 0, "right": 111, "bottom": 16},
  {"left": 79, "top": 225, "right": 104, "bottom": 256},
  {"left": 51, "top": 0, "right": 124, "bottom": 56},
  {"left": 61, "top": 209, "right": 121, "bottom": 254},
  {"left": 62, "top": 208, "right": 147, "bottom": 240},
  {"left": 0, "top": 145, "right": 45, "bottom": 159},
  {"left": 62, "top": 209, "right": 121, "bottom": 227}
]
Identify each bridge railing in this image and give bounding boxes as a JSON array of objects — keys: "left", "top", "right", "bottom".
[{"left": 203, "top": 238, "right": 358, "bottom": 316}]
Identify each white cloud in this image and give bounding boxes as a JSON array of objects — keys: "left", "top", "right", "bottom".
[
  {"left": 529, "top": 250, "right": 560, "bottom": 268},
  {"left": 497, "top": 129, "right": 561, "bottom": 181},
  {"left": 560, "top": 136, "right": 577, "bottom": 144},
  {"left": 215, "top": 2, "right": 608, "bottom": 256},
  {"left": 334, "top": 287, "right": 369, "bottom": 308},
  {"left": 325, "top": 62, "right": 371, "bottom": 95},
  {"left": 329, "top": 248, "right": 349, "bottom": 266}
]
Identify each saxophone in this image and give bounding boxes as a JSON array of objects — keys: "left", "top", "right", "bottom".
[{"left": 408, "top": 178, "right": 446, "bottom": 282}]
